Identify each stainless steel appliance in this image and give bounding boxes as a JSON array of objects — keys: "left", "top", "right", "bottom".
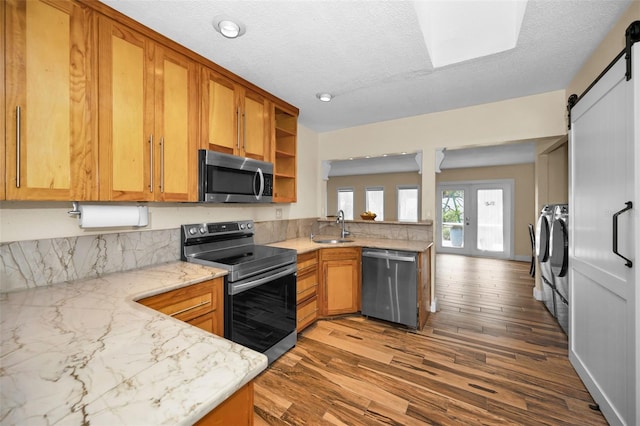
[
  {"left": 536, "top": 204, "right": 557, "bottom": 318},
  {"left": 198, "top": 150, "right": 274, "bottom": 203},
  {"left": 181, "top": 220, "right": 297, "bottom": 364},
  {"left": 550, "top": 204, "right": 569, "bottom": 335},
  {"left": 361, "top": 248, "right": 418, "bottom": 328}
]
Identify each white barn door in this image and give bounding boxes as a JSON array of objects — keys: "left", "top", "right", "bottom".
[{"left": 569, "top": 43, "right": 638, "bottom": 425}]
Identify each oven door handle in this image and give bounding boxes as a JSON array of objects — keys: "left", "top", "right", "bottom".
[{"left": 229, "top": 265, "right": 297, "bottom": 295}]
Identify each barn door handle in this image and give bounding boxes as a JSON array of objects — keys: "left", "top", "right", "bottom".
[{"left": 613, "top": 201, "right": 633, "bottom": 268}]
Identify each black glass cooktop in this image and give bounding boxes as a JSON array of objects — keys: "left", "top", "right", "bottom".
[{"left": 193, "top": 245, "right": 289, "bottom": 266}]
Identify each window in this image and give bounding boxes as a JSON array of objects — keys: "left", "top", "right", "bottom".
[
  {"left": 398, "top": 186, "right": 419, "bottom": 222},
  {"left": 337, "top": 188, "right": 354, "bottom": 220},
  {"left": 365, "top": 187, "right": 384, "bottom": 221}
]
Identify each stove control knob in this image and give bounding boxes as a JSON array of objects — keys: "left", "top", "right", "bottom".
[
  {"left": 246, "top": 222, "right": 252, "bottom": 229},
  {"left": 199, "top": 226, "right": 207, "bottom": 234},
  {"left": 240, "top": 223, "right": 246, "bottom": 230},
  {"left": 188, "top": 227, "right": 197, "bottom": 235}
]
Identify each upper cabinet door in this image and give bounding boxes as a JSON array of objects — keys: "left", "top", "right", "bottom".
[
  {"left": 5, "top": 0, "right": 98, "bottom": 200},
  {"left": 240, "top": 88, "right": 269, "bottom": 161},
  {"left": 99, "top": 18, "right": 199, "bottom": 202},
  {"left": 201, "top": 67, "right": 238, "bottom": 155},
  {"left": 201, "top": 66, "right": 270, "bottom": 161},
  {"left": 98, "top": 16, "right": 154, "bottom": 201},
  {"left": 153, "top": 46, "right": 198, "bottom": 202}
]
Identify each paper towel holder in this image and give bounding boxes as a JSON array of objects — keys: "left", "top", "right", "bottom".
[
  {"left": 67, "top": 202, "right": 150, "bottom": 228},
  {"left": 68, "top": 201, "right": 81, "bottom": 217}
]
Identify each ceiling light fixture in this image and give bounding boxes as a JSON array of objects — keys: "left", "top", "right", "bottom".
[
  {"left": 212, "top": 15, "right": 246, "bottom": 39},
  {"left": 316, "top": 93, "right": 333, "bottom": 102}
]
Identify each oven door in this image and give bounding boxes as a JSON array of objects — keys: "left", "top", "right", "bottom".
[{"left": 225, "top": 264, "right": 297, "bottom": 362}]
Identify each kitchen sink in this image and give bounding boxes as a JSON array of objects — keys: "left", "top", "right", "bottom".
[{"left": 312, "top": 238, "right": 354, "bottom": 244}]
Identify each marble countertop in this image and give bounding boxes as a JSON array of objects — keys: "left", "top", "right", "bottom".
[
  {"left": 268, "top": 236, "right": 433, "bottom": 254},
  {"left": 0, "top": 262, "right": 268, "bottom": 425}
]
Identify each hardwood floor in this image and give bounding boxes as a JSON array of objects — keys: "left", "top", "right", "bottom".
[{"left": 253, "top": 254, "right": 607, "bottom": 425}]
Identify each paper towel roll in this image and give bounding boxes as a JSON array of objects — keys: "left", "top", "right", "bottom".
[{"left": 78, "top": 205, "right": 149, "bottom": 228}]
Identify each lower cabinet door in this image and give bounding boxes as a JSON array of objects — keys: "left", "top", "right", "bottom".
[
  {"left": 195, "top": 382, "right": 254, "bottom": 426},
  {"left": 297, "top": 296, "right": 318, "bottom": 332},
  {"left": 187, "top": 310, "right": 223, "bottom": 337}
]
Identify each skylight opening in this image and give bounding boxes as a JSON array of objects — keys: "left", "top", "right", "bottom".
[{"left": 414, "top": 0, "right": 528, "bottom": 68}]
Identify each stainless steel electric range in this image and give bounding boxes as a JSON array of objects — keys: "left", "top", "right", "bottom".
[{"left": 181, "top": 220, "right": 297, "bottom": 364}]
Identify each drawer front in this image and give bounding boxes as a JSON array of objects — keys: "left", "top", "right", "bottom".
[
  {"left": 138, "top": 279, "right": 222, "bottom": 323},
  {"left": 297, "top": 251, "right": 318, "bottom": 270},
  {"left": 320, "top": 247, "right": 360, "bottom": 261},
  {"left": 297, "top": 267, "right": 318, "bottom": 303},
  {"left": 297, "top": 296, "right": 318, "bottom": 332}
]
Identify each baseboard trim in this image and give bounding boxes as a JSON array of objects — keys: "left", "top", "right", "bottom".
[{"left": 533, "top": 286, "right": 543, "bottom": 301}]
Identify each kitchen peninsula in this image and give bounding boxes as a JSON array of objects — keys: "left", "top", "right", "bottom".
[{"left": 0, "top": 262, "right": 267, "bottom": 425}]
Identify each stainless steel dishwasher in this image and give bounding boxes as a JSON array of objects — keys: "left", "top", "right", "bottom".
[{"left": 361, "top": 248, "right": 418, "bottom": 328}]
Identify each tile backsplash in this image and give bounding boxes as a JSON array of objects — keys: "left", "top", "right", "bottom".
[
  {"left": 0, "top": 218, "right": 431, "bottom": 292},
  {"left": 0, "top": 219, "right": 317, "bottom": 293}
]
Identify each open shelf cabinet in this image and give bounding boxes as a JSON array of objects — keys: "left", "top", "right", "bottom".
[{"left": 273, "top": 104, "right": 298, "bottom": 202}]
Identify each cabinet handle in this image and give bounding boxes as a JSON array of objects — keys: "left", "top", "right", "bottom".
[
  {"left": 15, "top": 106, "right": 21, "bottom": 188},
  {"left": 242, "top": 111, "right": 246, "bottom": 151},
  {"left": 169, "top": 300, "right": 210, "bottom": 317},
  {"left": 236, "top": 107, "right": 241, "bottom": 150},
  {"left": 148, "top": 135, "right": 154, "bottom": 193},
  {"left": 159, "top": 136, "right": 165, "bottom": 193},
  {"left": 613, "top": 201, "right": 633, "bottom": 268}
]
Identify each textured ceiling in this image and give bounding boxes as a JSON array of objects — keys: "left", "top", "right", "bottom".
[{"left": 99, "top": 0, "right": 632, "bottom": 133}]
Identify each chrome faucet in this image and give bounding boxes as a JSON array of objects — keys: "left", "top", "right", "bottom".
[{"left": 336, "top": 209, "right": 350, "bottom": 238}]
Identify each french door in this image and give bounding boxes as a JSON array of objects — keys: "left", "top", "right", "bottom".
[{"left": 437, "top": 180, "right": 513, "bottom": 259}]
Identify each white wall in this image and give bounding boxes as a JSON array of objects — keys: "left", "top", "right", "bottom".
[{"left": 0, "top": 124, "right": 319, "bottom": 243}]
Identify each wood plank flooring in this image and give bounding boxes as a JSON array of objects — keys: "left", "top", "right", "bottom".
[{"left": 253, "top": 254, "right": 607, "bottom": 425}]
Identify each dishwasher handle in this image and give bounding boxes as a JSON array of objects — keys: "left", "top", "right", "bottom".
[{"left": 362, "top": 250, "right": 416, "bottom": 263}]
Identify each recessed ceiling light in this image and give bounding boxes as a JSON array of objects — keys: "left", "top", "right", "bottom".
[
  {"left": 213, "top": 15, "right": 246, "bottom": 39},
  {"left": 316, "top": 93, "right": 333, "bottom": 102}
]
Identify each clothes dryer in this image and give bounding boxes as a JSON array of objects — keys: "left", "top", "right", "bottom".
[
  {"left": 536, "top": 205, "right": 556, "bottom": 317},
  {"left": 550, "top": 204, "right": 569, "bottom": 335}
]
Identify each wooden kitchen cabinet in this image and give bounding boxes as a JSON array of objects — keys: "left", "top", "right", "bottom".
[
  {"left": 417, "top": 246, "right": 432, "bottom": 330},
  {"left": 319, "top": 247, "right": 361, "bottom": 316},
  {"left": 296, "top": 251, "right": 319, "bottom": 332},
  {"left": 4, "top": 0, "right": 98, "bottom": 201},
  {"left": 201, "top": 66, "right": 270, "bottom": 161},
  {"left": 195, "top": 381, "right": 254, "bottom": 426},
  {"left": 272, "top": 104, "right": 298, "bottom": 202},
  {"left": 98, "top": 16, "right": 198, "bottom": 201},
  {"left": 137, "top": 277, "right": 224, "bottom": 337}
]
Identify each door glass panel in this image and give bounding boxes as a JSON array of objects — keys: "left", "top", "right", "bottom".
[
  {"left": 441, "top": 189, "right": 464, "bottom": 248},
  {"left": 476, "top": 189, "right": 503, "bottom": 252}
]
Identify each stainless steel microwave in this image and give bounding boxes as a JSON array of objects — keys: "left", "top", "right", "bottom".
[{"left": 198, "top": 150, "right": 273, "bottom": 203}]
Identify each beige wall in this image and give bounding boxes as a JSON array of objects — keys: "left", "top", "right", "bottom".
[
  {"left": 436, "top": 163, "right": 535, "bottom": 259},
  {"left": 326, "top": 172, "right": 421, "bottom": 221},
  {"left": 547, "top": 144, "right": 569, "bottom": 204},
  {"left": 567, "top": 2, "right": 640, "bottom": 98},
  {"left": 318, "top": 90, "right": 567, "bottom": 224}
]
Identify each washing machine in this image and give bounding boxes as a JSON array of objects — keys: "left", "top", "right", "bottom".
[
  {"left": 536, "top": 204, "right": 556, "bottom": 317},
  {"left": 550, "top": 204, "right": 569, "bottom": 335}
]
